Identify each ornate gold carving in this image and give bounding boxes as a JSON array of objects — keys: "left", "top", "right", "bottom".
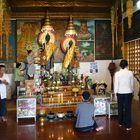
[
  {"left": 11, "top": 12, "right": 110, "bottom": 19},
  {"left": 126, "top": 0, "right": 133, "bottom": 29},
  {"left": 0, "top": 0, "right": 11, "bottom": 60},
  {"left": 10, "top": 1, "right": 112, "bottom": 8},
  {"left": 121, "top": 0, "right": 125, "bottom": 59},
  {"left": 111, "top": 6, "right": 115, "bottom": 59}
]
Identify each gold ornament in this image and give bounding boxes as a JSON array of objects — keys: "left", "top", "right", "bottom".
[
  {"left": 39, "top": 117, "right": 45, "bottom": 122},
  {"left": 65, "top": 16, "right": 77, "bottom": 36},
  {"left": 0, "top": 0, "right": 11, "bottom": 60},
  {"left": 111, "top": 6, "right": 115, "bottom": 59},
  {"left": 121, "top": 0, "right": 125, "bottom": 59},
  {"left": 63, "top": 45, "right": 75, "bottom": 69},
  {"left": 126, "top": 0, "right": 133, "bottom": 28}
]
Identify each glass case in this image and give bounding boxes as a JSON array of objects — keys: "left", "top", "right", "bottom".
[
  {"left": 16, "top": 96, "right": 36, "bottom": 122},
  {"left": 93, "top": 95, "right": 110, "bottom": 117}
]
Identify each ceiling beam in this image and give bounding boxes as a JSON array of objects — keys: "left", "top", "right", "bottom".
[
  {"left": 11, "top": 12, "right": 111, "bottom": 20},
  {"left": 9, "top": 1, "right": 112, "bottom": 8}
]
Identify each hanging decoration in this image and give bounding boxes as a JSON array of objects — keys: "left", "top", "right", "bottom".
[
  {"left": 115, "top": 1, "right": 118, "bottom": 48},
  {"left": 0, "top": 0, "right": 3, "bottom": 36},
  {"left": 0, "top": 0, "right": 11, "bottom": 60},
  {"left": 126, "top": 0, "right": 133, "bottom": 29},
  {"left": 61, "top": 16, "right": 79, "bottom": 69},
  {"left": 121, "top": 0, "right": 125, "bottom": 59},
  {"left": 111, "top": 6, "right": 115, "bottom": 59},
  {"left": 4, "top": 9, "right": 11, "bottom": 60},
  {"left": 38, "top": 15, "right": 56, "bottom": 65},
  {"left": 38, "top": 15, "right": 55, "bottom": 46},
  {"left": 0, "top": 0, "right": 4, "bottom": 59},
  {"left": 64, "top": 16, "right": 77, "bottom": 37}
]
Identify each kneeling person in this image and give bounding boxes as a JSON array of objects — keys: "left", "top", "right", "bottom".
[{"left": 75, "top": 91, "right": 103, "bottom": 132}]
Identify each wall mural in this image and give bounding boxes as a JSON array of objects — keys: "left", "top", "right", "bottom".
[
  {"left": 17, "top": 21, "right": 41, "bottom": 62},
  {"left": 95, "top": 20, "right": 112, "bottom": 60},
  {"left": 74, "top": 20, "right": 95, "bottom": 62},
  {"left": 51, "top": 19, "right": 68, "bottom": 62},
  {"left": 15, "top": 19, "right": 112, "bottom": 63}
]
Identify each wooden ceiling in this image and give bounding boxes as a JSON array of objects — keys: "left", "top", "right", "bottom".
[{"left": 7, "top": 0, "right": 116, "bottom": 19}]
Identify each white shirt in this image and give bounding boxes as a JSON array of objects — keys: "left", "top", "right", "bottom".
[
  {"left": 114, "top": 68, "right": 134, "bottom": 94},
  {"left": 0, "top": 74, "right": 10, "bottom": 99}
]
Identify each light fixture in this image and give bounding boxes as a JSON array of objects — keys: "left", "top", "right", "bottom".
[{"left": 65, "top": 16, "right": 77, "bottom": 37}]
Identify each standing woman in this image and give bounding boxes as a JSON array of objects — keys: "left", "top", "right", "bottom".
[
  {"left": 26, "top": 50, "right": 35, "bottom": 79},
  {"left": 114, "top": 59, "right": 134, "bottom": 130},
  {"left": 14, "top": 62, "right": 25, "bottom": 98},
  {"left": 0, "top": 65, "right": 10, "bottom": 122}
]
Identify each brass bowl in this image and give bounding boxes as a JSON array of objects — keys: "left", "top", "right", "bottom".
[
  {"left": 66, "top": 111, "right": 74, "bottom": 118},
  {"left": 47, "top": 112, "right": 55, "bottom": 119},
  {"left": 56, "top": 113, "right": 65, "bottom": 119}
]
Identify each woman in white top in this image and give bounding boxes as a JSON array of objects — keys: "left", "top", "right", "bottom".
[
  {"left": 114, "top": 59, "right": 134, "bottom": 130},
  {"left": 0, "top": 65, "right": 10, "bottom": 122}
]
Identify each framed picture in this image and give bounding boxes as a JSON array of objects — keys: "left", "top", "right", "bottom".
[
  {"left": 74, "top": 20, "right": 95, "bottom": 62},
  {"left": 95, "top": 20, "right": 112, "bottom": 60}
]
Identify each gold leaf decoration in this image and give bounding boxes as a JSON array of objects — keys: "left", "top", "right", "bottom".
[{"left": 126, "top": 0, "right": 133, "bottom": 29}]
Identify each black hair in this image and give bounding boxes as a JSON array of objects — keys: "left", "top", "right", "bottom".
[
  {"left": 82, "top": 91, "right": 90, "bottom": 101},
  {"left": 27, "top": 50, "right": 32, "bottom": 54},
  {"left": 119, "top": 59, "right": 128, "bottom": 69},
  {"left": 16, "top": 62, "right": 21, "bottom": 68},
  {"left": 0, "top": 65, "right": 5, "bottom": 69}
]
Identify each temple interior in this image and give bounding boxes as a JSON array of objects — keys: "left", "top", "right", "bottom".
[{"left": 0, "top": 0, "right": 140, "bottom": 140}]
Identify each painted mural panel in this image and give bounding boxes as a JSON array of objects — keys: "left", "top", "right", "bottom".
[
  {"left": 95, "top": 20, "right": 112, "bottom": 60},
  {"left": 74, "top": 20, "right": 95, "bottom": 62},
  {"left": 51, "top": 19, "right": 68, "bottom": 62},
  {"left": 17, "top": 21, "right": 41, "bottom": 62}
]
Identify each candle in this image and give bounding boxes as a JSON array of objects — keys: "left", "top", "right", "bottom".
[
  {"left": 50, "top": 96, "right": 52, "bottom": 104},
  {"left": 61, "top": 93, "right": 63, "bottom": 103},
  {"left": 72, "top": 98, "right": 74, "bottom": 102},
  {"left": 52, "top": 97, "right": 54, "bottom": 104},
  {"left": 49, "top": 98, "right": 51, "bottom": 104},
  {"left": 57, "top": 94, "right": 60, "bottom": 104}
]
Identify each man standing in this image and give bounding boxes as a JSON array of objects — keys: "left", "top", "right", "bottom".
[{"left": 0, "top": 65, "right": 10, "bottom": 122}]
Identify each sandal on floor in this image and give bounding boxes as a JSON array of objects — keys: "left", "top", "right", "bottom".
[
  {"left": 2, "top": 117, "right": 7, "bottom": 122},
  {"left": 126, "top": 128, "right": 132, "bottom": 131},
  {"left": 96, "top": 126, "right": 104, "bottom": 131}
]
